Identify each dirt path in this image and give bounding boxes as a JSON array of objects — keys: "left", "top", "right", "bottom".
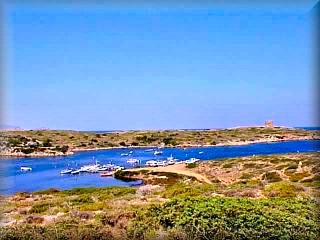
[{"left": 126, "top": 164, "right": 212, "bottom": 184}]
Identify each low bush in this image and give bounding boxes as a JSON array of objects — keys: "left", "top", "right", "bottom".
[
  {"left": 29, "top": 202, "right": 51, "bottom": 214},
  {"left": 263, "top": 181, "right": 302, "bottom": 198},
  {"left": 262, "top": 171, "right": 282, "bottom": 182},
  {"left": 222, "top": 162, "right": 233, "bottom": 168},
  {"left": 34, "top": 188, "right": 60, "bottom": 195},
  {"left": 186, "top": 163, "right": 197, "bottom": 168},
  {"left": 128, "top": 196, "right": 319, "bottom": 240},
  {"left": 289, "top": 172, "right": 311, "bottom": 182}
]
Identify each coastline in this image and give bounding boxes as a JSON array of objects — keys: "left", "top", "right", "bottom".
[{"left": 1, "top": 135, "right": 319, "bottom": 158}]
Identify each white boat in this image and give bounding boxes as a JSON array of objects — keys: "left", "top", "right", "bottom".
[
  {"left": 145, "top": 149, "right": 154, "bottom": 152},
  {"left": 145, "top": 160, "right": 158, "bottom": 167},
  {"left": 71, "top": 169, "right": 81, "bottom": 174},
  {"left": 154, "top": 150, "right": 163, "bottom": 155},
  {"left": 157, "top": 161, "right": 167, "bottom": 167},
  {"left": 167, "top": 154, "right": 174, "bottom": 161},
  {"left": 97, "top": 167, "right": 110, "bottom": 172},
  {"left": 129, "top": 151, "right": 133, "bottom": 154},
  {"left": 167, "top": 154, "right": 176, "bottom": 165},
  {"left": 20, "top": 166, "right": 32, "bottom": 172},
  {"left": 185, "top": 158, "right": 200, "bottom": 164},
  {"left": 199, "top": 151, "right": 204, "bottom": 154},
  {"left": 121, "top": 153, "right": 129, "bottom": 156},
  {"left": 79, "top": 160, "right": 102, "bottom": 173},
  {"left": 60, "top": 169, "right": 73, "bottom": 174},
  {"left": 127, "top": 158, "right": 139, "bottom": 164}
]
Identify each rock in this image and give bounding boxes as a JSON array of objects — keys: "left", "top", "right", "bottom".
[
  {"left": 137, "top": 184, "right": 161, "bottom": 196},
  {"left": 70, "top": 211, "right": 93, "bottom": 220},
  {"left": 25, "top": 215, "right": 44, "bottom": 224}
]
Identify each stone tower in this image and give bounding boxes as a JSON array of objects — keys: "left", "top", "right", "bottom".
[{"left": 264, "top": 120, "right": 274, "bottom": 128}]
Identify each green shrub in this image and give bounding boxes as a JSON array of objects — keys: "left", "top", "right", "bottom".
[
  {"left": 289, "top": 172, "right": 311, "bottom": 182},
  {"left": 20, "top": 148, "right": 35, "bottom": 154},
  {"left": 239, "top": 173, "right": 253, "bottom": 179},
  {"left": 286, "top": 163, "right": 298, "bottom": 170},
  {"left": 42, "top": 138, "right": 52, "bottom": 147},
  {"left": 263, "top": 181, "right": 302, "bottom": 198},
  {"left": 71, "top": 195, "right": 94, "bottom": 204},
  {"left": 34, "top": 188, "right": 60, "bottom": 195},
  {"left": 262, "top": 171, "right": 282, "bottom": 182},
  {"left": 163, "top": 137, "right": 177, "bottom": 146},
  {"left": 128, "top": 196, "right": 319, "bottom": 240},
  {"left": 29, "top": 202, "right": 51, "bottom": 214},
  {"left": 222, "top": 163, "right": 233, "bottom": 168},
  {"left": 186, "top": 163, "right": 197, "bottom": 168}
]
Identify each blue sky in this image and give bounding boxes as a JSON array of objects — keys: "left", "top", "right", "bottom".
[{"left": 2, "top": 2, "right": 318, "bottom": 130}]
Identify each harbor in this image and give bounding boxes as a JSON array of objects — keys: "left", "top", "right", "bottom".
[{"left": 1, "top": 140, "right": 319, "bottom": 195}]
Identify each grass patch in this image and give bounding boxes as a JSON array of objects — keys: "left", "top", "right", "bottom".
[
  {"left": 263, "top": 181, "right": 303, "bottom": 198},
  {"left": 222, "top": 162, "right": 234, "bottom": 168},
  {"left": 289, "top": 172, "right": 311, "bottom": 182}
]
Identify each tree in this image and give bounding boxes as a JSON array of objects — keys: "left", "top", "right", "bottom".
[{"left": 60, "top": 145, "right": 69, "bottom": 154}]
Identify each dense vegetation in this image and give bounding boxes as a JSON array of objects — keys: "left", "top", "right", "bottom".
[
  {"left": 1, "top": 187, "right": 319, "bottom": 240},
  {"left": 1, "top": 127, "right": 319, "bottom": 156},
  {"left": 129, "top": 197, "right": 319, "bottom": 240}
]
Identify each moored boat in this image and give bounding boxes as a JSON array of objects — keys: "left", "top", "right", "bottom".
[
  {"left": 127, "top": 158, "right": 139, "bottom": 164},
  {"left": 154, "top": 150, "right": 163, "bottom": 155},
  {"left": 167, "top": 154, "right": 177, "bottom": 165},
  {"left": 156, "top": 160, "right": 167, "bottom": 167},
  {"left": 185, "top": 158, "right": 200, "bottom": 164},
  {"left": 60, "top": 169, "right": 74, "bottom": 174},
  {"left": 71, "top": 169, "right": 81, "bottom": 175},
  {"left": 20, "top": 166, "right": 32, "bottom": 172},
  {"left": 145, "top": 160, "right": 158, "bottom": 167}
]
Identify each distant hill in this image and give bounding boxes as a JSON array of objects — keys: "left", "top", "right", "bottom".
[{"left": 0, "top": 124, "right": 22, "bottom": 131}]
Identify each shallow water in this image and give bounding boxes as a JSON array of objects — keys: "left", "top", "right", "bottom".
[{"left": 0, "top": 140, "right": 319, "bottom": 195}]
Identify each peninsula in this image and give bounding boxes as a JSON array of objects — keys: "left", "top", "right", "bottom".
[{"left": 0, "top": 126, "right": 319, "bottom": 157}]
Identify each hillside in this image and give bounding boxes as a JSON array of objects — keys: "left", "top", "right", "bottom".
[{"left": 0, "top": 152, "right": 319, "bottom": 239}]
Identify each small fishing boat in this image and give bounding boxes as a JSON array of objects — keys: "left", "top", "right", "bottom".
[
  {"left": 121, "top": 153, "right": 129, "bottom": 156},
  {"left": 157, "top": 161, "right": 167, "bottom": 167},
  {"left": 71, "top": 169, "right": 81, "bottom": 175},
  {"left": 20, "top": 166, "right": 32, "bottom": 172},
  {"left": 127, "top": 158, "right": 139, "bottom": 164},
  {"left": 154, "top": 150, "right": 163, "bottom": 155},
  {"left": 60, "top": 169, "right": 73, "bottom": 174},
  {"left": 167, "top": 154, "right": 176, "bottom": 165},
  {"left": 96, "top": 167, "right": 109, "bottom": 172},
  {"left": 145, "top": 149, "right": 154, "bottom": 152},
  {"left": 145, "top": 160, "right": 158, "bottom": 167},
  {"left": 167, "top": 154, "right": 174, "bottom": 161},
  {"left": 185, "top": 158, "right": 200, "bottom": 164},
  {"left": 199, "top": 151, "right": 204, "bottom": 154}
]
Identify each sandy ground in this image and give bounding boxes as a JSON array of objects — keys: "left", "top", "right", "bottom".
[{"left": 126, "top": 164, "right": 212, "bottom": 184}]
